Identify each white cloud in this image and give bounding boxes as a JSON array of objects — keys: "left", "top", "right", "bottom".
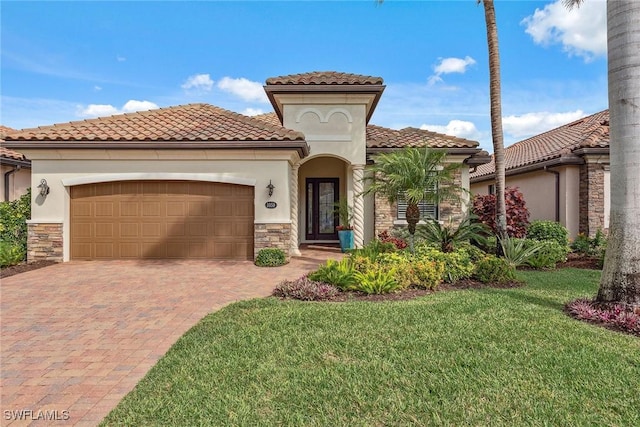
[
  {"left": 93, "top": 85, "right": 102, "bottom": 91},
  {"left": 242, "top": 108, "right": 265, "bottom": 116},
  {"left": 502, "top": 110, "right": 587, "bottom": 139},
  {"left": 217, "top": 77, "right": 268, "bottom": 103},
  {"left": 78, "top": 100, "right": 159, "bottom": 117},
  {"left": 181, "top": 73, "right": 214, "bottom": 92},
  {"left": 420, "top": 120, "right": 481, "bottom": 140},
  {"left": 429, "top": 56, "right": 476, "bottom": 85},
  {"left": 521, "top": 0, "right": 606, "bottom": 61},
  {"left": 116, "top": 55, "right": 126, "bottom": 62}
]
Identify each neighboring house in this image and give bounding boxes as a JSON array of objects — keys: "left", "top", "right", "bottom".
[
  {"left": 470, "top": 110, "right": 610, "bottom": 239},
  {"left": 3, "top": 71, "right": 488, "bottom": 262},
  {"left": 1, "top": 125, "right": 32, "bottom": 202}
]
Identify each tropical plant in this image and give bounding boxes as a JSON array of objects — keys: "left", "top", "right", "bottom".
[
  {"left": 480, "top": 0, "right": 508, "bottom": 251},
  {"left": 0, "top": 241, "right": 25, "bottom": 268},
  {"left": 421, "top": 216, "right": 489, "bottom": 253},
  {"left": 0, "top": 189, "right": 31, "bottom": 258},
  {"left": 308, "top": 258, "right": 357, "bottom": 291},
  {"left": 472, "top": 187, "right": 530, "bottom": 238},
  {"left": 571, "top": 230, "right": 607, "bottom": 257},
  {"left": 362, "top": 146, "right": 462, "bottom": 252},
  {"left": 254, "top": 248, "right": 287, "bottom": 267},
  {"left": 349, "top": 239, "right": 396, "bottom": 262},
  {"left": 415, "top": 245, "right": 474, "bottom": 283},
  {"left": 565, "top": 0, "right": 639, "bottom": 307},
  {"left": 273, "top": 276, "right": 340, "bottom": 301},
  {"left": 377, "top": 230, "right": 408, "bottom": 250},
  {"left": 499, "top": 236, "right": 544, "bottom": 269},
  {"left": 525, "top": 239, "right": 570, "bottom": 269},
  {"left": 333, "top": 197, "right": 353, "bottom": 231},
  {"left": 353, "top": 267, "right": 400, "bottom": 294}
]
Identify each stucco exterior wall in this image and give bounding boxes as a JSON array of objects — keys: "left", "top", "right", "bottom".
[
  {"left": 1, "top": 164, "right": 31, "bottom": 201},
  {"left": 20, "top": 148, "right": 299, "bottom": 261},
  {"left": 471, "top": 165, "right": 583, "bottom": 239}
]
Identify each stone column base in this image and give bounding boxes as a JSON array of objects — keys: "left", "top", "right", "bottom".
[
  {"left": 27, "top": 222, "right": 63, "bottom": 263},
  {"left": 254, "top": 223, "right": 292, "bottom": 259}
]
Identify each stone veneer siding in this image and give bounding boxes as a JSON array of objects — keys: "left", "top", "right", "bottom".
[
  {"left": 27, "top": 222, "right": 63, "bottom": 262},
  {"left": 373, "top": 168, "right": 465, "bottom": 236},
  {"left": 579, "top": 161, "right": 606, "bottom": 237},
  {"left": 254, "top": 223, "right": 292, "bottom": 259}
]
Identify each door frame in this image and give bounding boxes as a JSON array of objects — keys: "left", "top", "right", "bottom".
[{"left": 305, "top": 178, "right": 339, "bottom": 240}]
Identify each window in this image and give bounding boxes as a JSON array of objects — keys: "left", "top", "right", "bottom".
[
  {"left": 396, "top": 192, "right": 438, "bottom": 221},
  {"left": 488, "top": 184, "right": 495, "bottom": 195}
]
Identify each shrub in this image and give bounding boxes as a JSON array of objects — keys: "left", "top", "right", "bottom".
[
  {"left": 353, "top": 267, "right": 400, "bottom": 294},
  {"left": 458, "top": 243, "right": 487, "bottom": 263},
  {"left": 527, "top": 220, "right": 569, "bottom": 248},
  {"left": 571, "top": 230, "right": 607, "bottom": 257},
  {"left": 273, "top": 276, "right": 340, "bottom": 301},
  {"left": 473, "top": 256, "right": 516, "bottom": 284},
  {"left": 415, "top": 245, "right": 474, "bottom": 283},
  {"left": 410, "top": 258, "right": 445, "bottom": 290},
  {"left": 0, "top": 241, "right": 25, "bottom": 268},
  {"left": 377, "top": 230, "right": 408, "bottom": 250},
  {"left": 472, "top": 187, "right": 530, "bottom": 238},
  {"left": 525, "top": 239, "right": 570, "bottom": 269},
  {"left": 0, "top": 189, "right": 31, "bottom": 258},
  {"left": 349, "top": 239, "right": 396, "bottom": 261},
  {"left": 499, "top": 236, "right": 544, "bottom": 269},
  {"left": 254, "top": 248, "right": 287, "bottom": 267},
  {"left": 308, "top": 258, "right": 357, "bottom": 291}
]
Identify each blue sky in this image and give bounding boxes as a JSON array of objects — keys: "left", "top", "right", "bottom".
[{"left": 1, "top": 0, "right": 608, "bottom": 152}]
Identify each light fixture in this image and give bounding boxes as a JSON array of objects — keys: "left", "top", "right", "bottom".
[
  {"left": 38, "top": 179, "right": 50, "bottom": 197},
  {"left": 266, "top": 180, "right": 275, "bottom": 198}
]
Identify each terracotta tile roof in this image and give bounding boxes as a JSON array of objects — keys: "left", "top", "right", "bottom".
[
  {"left": 266, "top": 71, "right": 384, "bottom": 86},
  {"left": 366, "top": 125, "right": 479, "bottom": 149},
  {"left": 4, "top": 104, "right": 305, "bottom": 142},
  {"left": 0, "top": 126, "right": 28, "bottom": 161},
  {"left": 471, "top": 110, "right": 609, "bottom": 180},
  {"left": 253, "top": 113, "right": 478, "bottom": 148},
  {"left": 252, "top": 113, "right": 480, "bottom": 150}
]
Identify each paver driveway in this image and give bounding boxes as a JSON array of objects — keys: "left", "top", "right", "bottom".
[{"left": 1, "top": 246, "right": 342, "bottom": 426}]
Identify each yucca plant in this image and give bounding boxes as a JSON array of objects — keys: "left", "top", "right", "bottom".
[{"left": 362, "top": 146, "right": 462, "bottom": 252}]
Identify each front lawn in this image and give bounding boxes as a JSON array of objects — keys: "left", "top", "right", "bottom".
[{"left": 102, "top": 269, "right": 639, "bottom": 426}]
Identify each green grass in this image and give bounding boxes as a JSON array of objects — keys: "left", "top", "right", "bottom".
[{"left": 102, "top": 269, "right": 639, "bottom": 426}]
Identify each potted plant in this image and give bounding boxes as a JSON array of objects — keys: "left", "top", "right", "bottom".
[{"left": 334, "top": 197, "right": 354, "bottom": 252}]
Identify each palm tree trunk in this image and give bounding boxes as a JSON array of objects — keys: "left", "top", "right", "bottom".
[
  {"left": 597, "top": 0, "right": 640, "bottom": 307},
  {"left": 482, "top": 0, "right": 507, "bottom": 255},
  {"left": 406, "top": 202, "right": 420, "bottom": 253}
]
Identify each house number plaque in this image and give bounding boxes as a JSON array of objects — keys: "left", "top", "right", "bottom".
[{"left": 265, "top": 201, "right": 277, "bottom": 209}]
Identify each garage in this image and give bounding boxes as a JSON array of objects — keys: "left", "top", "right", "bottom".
[{"left": 70, "top": 180, "right": 254, "bottom": 260}]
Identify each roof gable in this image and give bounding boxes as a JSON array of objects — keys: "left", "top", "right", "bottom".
[{"left": 0, "top": 125, "right": 27, "bottom": 161}]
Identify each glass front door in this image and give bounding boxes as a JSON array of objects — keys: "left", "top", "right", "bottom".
[{"left": 305, "top": 178, "right": 339, "bottom": 240}]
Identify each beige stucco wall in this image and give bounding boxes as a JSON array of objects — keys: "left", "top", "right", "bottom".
[
  {"left": 471, "top": 165, "right": 582, "bottom": 238},
  {"left": 20, "top": 148, "right": 300, "bottom": 261},
  {"left": 1, "top": 164, "right": 31, "bottom": 201},
  {"left": 280, "top": 94, "right": 369, "bottom": 167}
]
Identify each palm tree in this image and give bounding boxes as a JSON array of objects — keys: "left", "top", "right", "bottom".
[
  {"left": 566, "top": 0, "right": 640, "bottom": 307},
  {"left": 480, "top": 0, "right": 508, "bottom": 254},
  {"left": 363, "top": 146, "right": 462, "bottom": 252}
]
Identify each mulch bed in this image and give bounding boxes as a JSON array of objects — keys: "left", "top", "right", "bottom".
[
  {"left": 0, "top": 260, "right": 57, "bottom": 279},
  {"left": 557, "top": 253, "right": 602, "bottom": 270}
]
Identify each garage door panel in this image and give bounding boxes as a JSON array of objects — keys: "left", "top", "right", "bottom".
[{"left": 71, "top": 180, "right": 254, "bottom": 260}]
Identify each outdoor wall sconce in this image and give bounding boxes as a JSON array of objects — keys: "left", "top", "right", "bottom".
[
  {"left": 38, "top": 179, "right": 50, "bottom": 197},
  {"left": 267, "top": 180, "right": 275, "bottom": 198}
]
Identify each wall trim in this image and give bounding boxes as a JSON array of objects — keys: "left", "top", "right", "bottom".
[
  {"left": 26, "top": 219, "right": 63, "bottom": 224},
  {"left": 254, "top": 220, "right": 292, "bottom": 224},
  {"left": 62, "top": 173, "right": 257, "bottom": 187}
]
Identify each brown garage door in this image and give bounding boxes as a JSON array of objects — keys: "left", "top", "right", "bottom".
[{"left": 71, "top": 181, "right": 254, "bottom": 260}]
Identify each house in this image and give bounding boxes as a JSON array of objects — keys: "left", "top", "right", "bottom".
[
  {"left": 1, "top": 125, "right": 32, "bottom": 202},
  {"left": 2, "top": 71, "right": 489, "bottom": 262},
  {"left": 470, "top": 109, "right": 610, "bottom": 239}
]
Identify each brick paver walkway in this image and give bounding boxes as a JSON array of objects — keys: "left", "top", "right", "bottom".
[{"left": 1, "top": 245, "right": 342, "bottom": 426}]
